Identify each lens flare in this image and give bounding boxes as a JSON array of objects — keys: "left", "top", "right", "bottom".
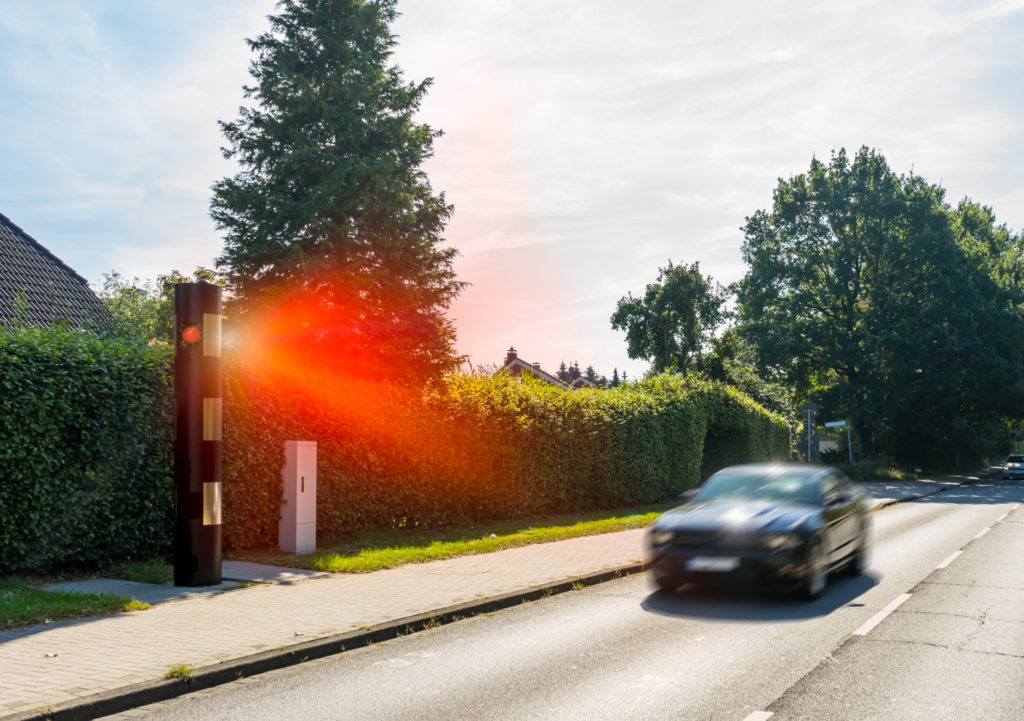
[{"left": 226, "top": 283, "right": 502, "bottom": 523}]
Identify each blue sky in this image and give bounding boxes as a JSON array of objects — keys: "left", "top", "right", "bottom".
[{"left": 2, "top": 0, "right": 1023, "bottom": 380}]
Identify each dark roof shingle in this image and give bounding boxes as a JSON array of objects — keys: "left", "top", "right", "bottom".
[{"left": 0, "top": 212, "right": 109, "bottom": 329}]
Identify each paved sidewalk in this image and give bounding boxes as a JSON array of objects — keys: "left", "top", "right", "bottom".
[{"left": 0, "top": 471, "right": 988, "bottom": 720}]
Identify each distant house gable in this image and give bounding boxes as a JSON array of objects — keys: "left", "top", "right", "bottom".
[
  {"left": 569, "top": 375, "right": 596, "bottom": 390},
  {"left": 498, "top": 347, "right": 574, "bottom": 390},
  {"left": 0, "top": 212, "right": 109, "bottom": 329}
]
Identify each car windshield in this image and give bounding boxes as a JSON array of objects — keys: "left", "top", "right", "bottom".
[
  {"left": 1007, "top": 455, "right": 1024, "bottom": 463},
  {"left": 694, "top": 469, "right": 821, "bottom": 505}
]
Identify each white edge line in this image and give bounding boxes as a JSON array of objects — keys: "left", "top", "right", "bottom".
[
  {"left": 742, "top": 712, "right": 773, "bottom": 721},
  {"left": 936, "top": 550, "right": 962, "bottom": 570},
  {"left": 853, "top": 593, "right": 912, "bottom": 636},
  {"left": 996, "top": 512, "right": 1009, "bottom": 523},
  {"left": 974, "top": 527, "right": 990, "bottom": 539}
]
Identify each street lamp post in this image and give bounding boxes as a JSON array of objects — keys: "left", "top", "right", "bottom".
[{"left": 800, "top": 401, "right": 819, "bottom": 463}]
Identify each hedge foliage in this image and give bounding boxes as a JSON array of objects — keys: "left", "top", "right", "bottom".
[
  {"left": 1, "top": 326, "right": 790, "bottom": 568},
  {"left": 0, "top": 327, "right": 173, "bottom": 574},
  {"left": 223, "top": 369, "right": 791, "bottom": 549}
]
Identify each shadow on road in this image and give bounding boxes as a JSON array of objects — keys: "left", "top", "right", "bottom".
[{"left": 640, "top": 570, "right": 879, "bottom": 623}]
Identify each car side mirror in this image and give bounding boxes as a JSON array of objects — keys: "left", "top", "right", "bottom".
[{"left": 680, "top": 488, "right": 698, "bottom": 503}]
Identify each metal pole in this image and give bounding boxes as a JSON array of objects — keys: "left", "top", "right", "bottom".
[
  {"left": 173, "top": 282, "right": 223, "bottom": 586},
  {"left": 806, "top": 411, "right": 811, "bottom": 461},
  {"left": 846, "top": 419, "right": 853, "bottom": 464}
]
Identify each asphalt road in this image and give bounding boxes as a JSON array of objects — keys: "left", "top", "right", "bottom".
[{"left": 107, "top": 478, "right": 1024, "bottom": 721}]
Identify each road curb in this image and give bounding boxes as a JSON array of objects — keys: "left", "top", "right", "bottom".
[{"left": 4, "top": 563, "right": 648, "bottom": 721}]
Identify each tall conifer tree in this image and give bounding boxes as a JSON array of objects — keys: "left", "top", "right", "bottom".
[{"left": 212, "top": 0, "right": 464, "bottom": 383}]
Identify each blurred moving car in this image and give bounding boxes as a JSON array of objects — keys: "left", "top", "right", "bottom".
[
  {"left": 1002, "top": 454, "right": 1024, "bottom": 480},
  {"left": 646, "top": 464, "right": 871, "bottom": 600}
]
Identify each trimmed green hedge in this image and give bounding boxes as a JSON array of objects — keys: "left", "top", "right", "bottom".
[
  {"left": 223, "top": 370, "right": 791, "bottom": 549},
  {"left": 0, "top": 327, "right": 173, "bottom": 573},
  {"left": 1, "top": 326, "right": 790, "bottom": 568}
]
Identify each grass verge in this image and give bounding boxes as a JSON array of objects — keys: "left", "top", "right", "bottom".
[
  {"left": 109, "top": 558, "right": 173, "bottom": 585},
  {"left": 0, "top": 577, "right": 150, "bottom": 630},
  {"left": 839, "top": 459, "right": 920, "bottom": 483},
  {"left": 238, "top": 503, "right": 672, "bottom": 574}
]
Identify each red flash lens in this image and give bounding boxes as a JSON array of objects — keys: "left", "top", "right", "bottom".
[{"left": 181, "top": 324, "right": 201, "bottom": 346}]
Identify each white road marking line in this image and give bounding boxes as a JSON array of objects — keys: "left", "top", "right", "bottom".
[
  {"left": 974, "top": 527, "right": 990, "bottom": 539},
  {"left": 936, "top": 550, "right": 962, "bottom": 569},
  {"left": 853, "top": 593, "right": 912, "bottom": 636},
  {"left": 996, "top": 511, "right": 1009, "bottom": 523},
  {"left": 742, "top": 712, "right": 773, "bottom": 721}
]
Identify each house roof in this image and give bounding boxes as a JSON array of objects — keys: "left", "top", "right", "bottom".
[
  {"left": 502, "top": 356, "right": 570, "bottom": 390},
  {"left": 0, "top": 212, "right": 109, "bottom": 329},
  {"left": 499, "top": 347, "right": 604, "bottom": 391}
]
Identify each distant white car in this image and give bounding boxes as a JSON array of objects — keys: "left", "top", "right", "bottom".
[{"left": 1002, "top": 454, "right": 1024, "bottom": 480}]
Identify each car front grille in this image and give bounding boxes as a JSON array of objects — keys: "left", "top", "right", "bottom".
[
  {"left": 669, "top": 531, "right": 759, "bottom": 550},
  {"left": 671, "top": 532, "right": 717, "bottom": 548}
]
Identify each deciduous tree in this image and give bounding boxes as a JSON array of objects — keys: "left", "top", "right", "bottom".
[
  {"left": 98, "top": 268, "right": 220, "bottom": 343},
  {"left": 735, "top": 147, "right": 1024, "bottom": 464},
  {"left": 611, "top": 261, "right": 726, "bottom": 374}
]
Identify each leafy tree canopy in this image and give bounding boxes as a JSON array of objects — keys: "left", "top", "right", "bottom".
[
  {"left": 611, "top": 260, "right": 727, "bottom": 375},
  {"left": 700, "top": 327, "right": 794, "bottom": 420},
  {"left": 98, "top": 268, "right": 220, "bottom": 343},
  {"left": 735, "top": 146, "right": 1024, "bottom": 464},
  {"left": 211, "top": 0, "right": 464, "bottom": 384}
]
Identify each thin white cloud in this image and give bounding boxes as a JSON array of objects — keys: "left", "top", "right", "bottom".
[
  {"left": 1, "top": 0, "right": 1021, "bottom": 380},
  {"left": 394, "top": 0, "right": 1024, "bottom": 376},
  {"left": 0, "top": 1, "right": 273, "bottom": 281}
]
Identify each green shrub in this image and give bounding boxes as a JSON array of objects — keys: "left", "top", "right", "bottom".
[
  {"left": 221, "top": 370, "right": 791, "bottom": 549},
  {"left": 0, "top": 327, "right": 173, "bottom": 573},
  {"left": 839, "top": 458, "right": 919, "bottom": 482},
  {"left": 1, "top": 327, "right": 790, "bottom": 566}
]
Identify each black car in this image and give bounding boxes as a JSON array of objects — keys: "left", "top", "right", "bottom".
[{"left": 646, "top": 463, "right": 871, "bottom": 600}]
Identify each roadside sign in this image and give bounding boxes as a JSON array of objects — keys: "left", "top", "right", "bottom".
[{"left": 821, "top": 418, "right": 855, "bottom": 465}]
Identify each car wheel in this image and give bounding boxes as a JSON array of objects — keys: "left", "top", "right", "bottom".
[
  {"left": 801, "top": 538, "right": 827, "bottom": 601},
  {"left": 653, "top": 573, "right": 682, "bottom": 595}
]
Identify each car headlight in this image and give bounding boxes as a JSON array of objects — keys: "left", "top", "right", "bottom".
[
  {"left": 761, "top": 533, "right": 802, "bottom": 550},
  {"left": 649, "top": 529, "right": 674, "bottom": 546}
]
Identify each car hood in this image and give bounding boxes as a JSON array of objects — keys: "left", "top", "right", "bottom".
[{"left": 653, "top": 499, "right": 816, "bottom": 535}]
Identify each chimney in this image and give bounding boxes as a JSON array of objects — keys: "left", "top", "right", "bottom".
[{"left": 505, "top": 347, "right": 517, "bottom": 366}]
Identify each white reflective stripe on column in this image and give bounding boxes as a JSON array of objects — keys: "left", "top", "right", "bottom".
[
  {"left": 203, "top": 482, "right": 222, "bottom": 526},
  {"left": 203, "top": 398, "right": 222, "bottom": 441},
  {"left": 203, "top": 313, "right": 222, "bottom": 357}
]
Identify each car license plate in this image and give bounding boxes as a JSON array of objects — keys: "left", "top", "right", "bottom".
[{"left": 686, "top": 556, "right": 740, "bottom": 572}]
